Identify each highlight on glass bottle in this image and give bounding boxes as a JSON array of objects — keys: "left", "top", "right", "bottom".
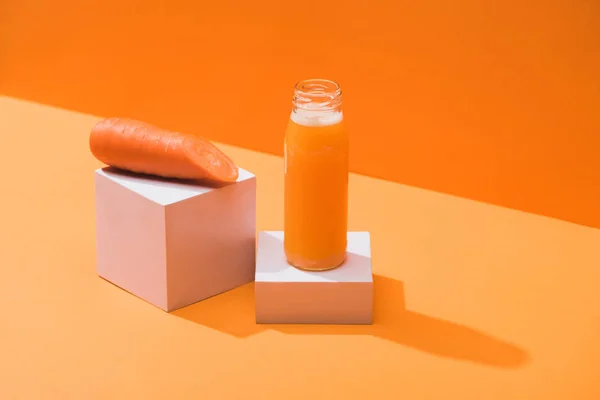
[{"left": 283, "top": 79, "right": 349, "bottom": 271}]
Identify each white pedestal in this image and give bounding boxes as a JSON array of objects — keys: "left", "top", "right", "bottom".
[
  {"left": 94, "top": 167, "right": 256, "bottom": 312},
  {"left": 255, "top": 231, "right": 373, "bottom": 324}
]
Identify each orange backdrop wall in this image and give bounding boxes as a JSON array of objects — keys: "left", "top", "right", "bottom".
[{"left": 2, "top": 0, "right": 599, "bottom": 227}]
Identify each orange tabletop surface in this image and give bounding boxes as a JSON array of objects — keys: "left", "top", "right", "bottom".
[{"left": 1, "top": 96, "right": 599, "bottom": 399}]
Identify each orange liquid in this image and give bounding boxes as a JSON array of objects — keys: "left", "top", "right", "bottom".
[{"left": 284, "top": 110, "right": 349, "bottom": 270}]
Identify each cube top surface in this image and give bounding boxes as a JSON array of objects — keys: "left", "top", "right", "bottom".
[
  {"left": 256, "top": 231, "right": 372, "bottom": 283},
  {"left": 95, "top": 166, "right": 255, "bottom": 205}
]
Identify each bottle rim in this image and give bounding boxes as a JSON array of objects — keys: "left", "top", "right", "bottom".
[{"left": 293, "top": 79, "right": 342, "bottom": 111}]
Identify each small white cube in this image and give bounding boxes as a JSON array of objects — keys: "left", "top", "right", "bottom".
[
  {"left": 255, "top": 231, "right": 373, "bottom": 324},
  {"left": 94, "top": 167, "right": 256, "bottom": 312}
]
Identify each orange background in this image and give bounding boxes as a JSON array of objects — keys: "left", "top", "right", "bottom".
[
  {"left": 2, "top": 1, "right": 600, "bottom": 398},
  {"left": 2, "top": 0, "right": 599, "bottom": 228}
]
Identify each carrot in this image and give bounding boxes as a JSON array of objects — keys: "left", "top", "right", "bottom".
[{"left": 89, "top": 118, "right": 239, "bottom": 183}]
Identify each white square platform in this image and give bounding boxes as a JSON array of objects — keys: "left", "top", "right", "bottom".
[
  {"left": 255, "top": 231, "right": 373, "bottom": 324},
  {"left": 94, "top": 166, "right": 256, "bottom": 312}
]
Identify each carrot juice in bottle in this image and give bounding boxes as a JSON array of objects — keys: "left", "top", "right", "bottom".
[{"left": 284, "top": 79, "right": 349, "bottom": 271}]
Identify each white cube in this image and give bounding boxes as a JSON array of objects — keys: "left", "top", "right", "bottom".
[
  {"left": 94, "top": 167, "right": 256, "bottom": 312},
  {"left": 255, "top": 231, "right": 373, "bottom": 324}
]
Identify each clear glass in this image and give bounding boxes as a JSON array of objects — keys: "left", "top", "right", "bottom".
[{"left": 283, "top": 79, "right": 349, "bottom": 271}]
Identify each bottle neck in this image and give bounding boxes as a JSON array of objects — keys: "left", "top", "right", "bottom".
[{"left": 292, "top": 79, "right": 343, "bottom": 113}]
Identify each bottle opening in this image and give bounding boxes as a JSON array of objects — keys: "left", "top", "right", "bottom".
[
  {"left": 293, "top": 79, "right": 342, "bottom": 112},
  {"left": 291, "top": 79, "right": 343, "bottom": 127}
]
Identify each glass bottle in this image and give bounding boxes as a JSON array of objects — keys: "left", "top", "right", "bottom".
[{"left": 283, "top": 79, "right": 349, "bottom": 271}]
